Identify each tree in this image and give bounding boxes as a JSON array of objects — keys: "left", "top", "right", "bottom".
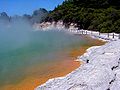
[{"left": 45, "top": 0, "right": 120, "bottom": 36}]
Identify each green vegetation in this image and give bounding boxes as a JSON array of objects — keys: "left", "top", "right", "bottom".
[{"left": 46, "top": 0, "right": 120, "bottom": 33}]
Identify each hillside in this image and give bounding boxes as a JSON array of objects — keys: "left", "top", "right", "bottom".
[{"left": 46, "top": 0, "right": 120, "bottom": 33}]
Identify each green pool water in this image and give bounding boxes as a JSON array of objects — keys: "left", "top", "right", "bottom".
[{"left": 0, "top": 27, "right": 92, "bottom": 87}]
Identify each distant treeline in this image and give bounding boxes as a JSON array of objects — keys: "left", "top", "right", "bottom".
[
  {"left": 0, "top": 8, "right": 48, "bottom": 24},
  {"left": 46, "top": 0, "right": 120, "bottom": 33}
]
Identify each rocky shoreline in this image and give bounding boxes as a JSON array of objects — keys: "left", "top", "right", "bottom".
[
  {"left": 35, "top": 22, "right": 120, "bottom": 90},
  {"left": 36, "top": 40, "right": 120, "bottom": 90},
  {"left": 33, "top": 21, "right": 78, "bottom": 31},
  {"left": 33, "top": 21, "right": 120, "bottom": 41}
]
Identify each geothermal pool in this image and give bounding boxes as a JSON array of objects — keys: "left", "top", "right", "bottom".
[{"left": 0, "top": 27, "right": 104, "bottom": 90}]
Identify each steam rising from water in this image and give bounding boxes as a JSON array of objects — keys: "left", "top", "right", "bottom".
[
  {"left": 0, "top": 20, "right": 34, "bottom": 52},
  {"left": 0, "top": 20, "right": 86, "bottom": 86}
]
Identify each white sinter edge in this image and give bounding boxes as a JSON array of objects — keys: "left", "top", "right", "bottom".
[{"left": 35, "top": 24, "right": 120, "bottom": 90}]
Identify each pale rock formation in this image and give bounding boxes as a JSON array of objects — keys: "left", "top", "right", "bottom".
[{"left": 36, "top": 40, "right": 120, "bottom": 90}]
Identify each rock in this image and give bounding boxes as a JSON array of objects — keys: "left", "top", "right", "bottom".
[{"left": 36, "top": 40, "right": 120, "bottom": 90}]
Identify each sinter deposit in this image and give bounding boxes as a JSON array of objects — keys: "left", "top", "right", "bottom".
[{"left": 36, "top": 40, "right": 120, "bottom": 90}]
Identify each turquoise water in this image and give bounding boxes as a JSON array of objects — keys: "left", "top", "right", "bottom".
[{"left": 0, "top": 27, "right": 88, "bottom": 86}]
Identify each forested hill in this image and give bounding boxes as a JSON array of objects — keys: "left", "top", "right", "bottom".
[{"left": 46, "top": 0, "right": 120, "bottom": 33}]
